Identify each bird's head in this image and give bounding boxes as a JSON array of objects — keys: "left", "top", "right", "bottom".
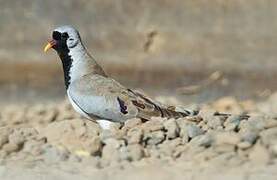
[{"left": 44, "top": 25, "right": 81, "bottom": 53}]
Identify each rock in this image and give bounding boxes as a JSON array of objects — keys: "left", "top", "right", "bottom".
[
  {"left": 143, "top": 118, "right": 164, "bottom": 132},
  {"left": 264, "top": 118, "right": 277, "bottom": 129},
  {"left": 123, "top": 118, "right": 142, "bottom": 130},
  {"left": 22, "top": 139, "right": 46, "bottom": 156},
  {"left": 240, "top": 130, "right": 258, "bottom": 144},
  {"left": 158, "top": 138, "right": 182, "bottom": 157},
  {"left": 247, "top": 116, "right": 266, "bottom": 131},
  {"left": 8, "top": 130, "right": 26, "bottom": 146},
  {"left": 207, "top": 116, "right": 223, "bottom": 130},
  {"left": 2, "top": 143, "right": 20, "bottom": 154},
  {"left": 119, "top": 144, "right": 144, "bottom": 161},
  {"left": 249, "top": 141, "right": 270, "bottom": 164},
  {"left": 224, "top": 115, "right": 241, "bottom": 131},
  {"left": 237, "top": 141, "right": 252, "bottom": 150},
  {"left": 82, "top": 136, "right": 102, "bottom": 155},
  {"left": 0, "top": 127, "right": 10, "bottom": 148},
  {"left": 43, "top": 145, "right": 70, "bottom": 163},
  {"left": 271, "top": 144, "right": 277, "bottom": 156},
  {"left": 212, "top": 97, "right": 243, "bottom": 113},
  {"left": 2, "top": 107, "right": 27, "bottom": 125},
  {"left": 101, "top": 139, "right": 125, "bottom": 162},
  {"left": 103, "top": 138, "right": 125, "bottom": 149},
  {"left": 40, "top": 119, "right": 100, "bottom": 154},
  {"left": 259, "top": 127, "right": 277, "bottom": 147},
  {"left": 175, "top": 119, "right": 189, "bottom": 143},
  {"left": 214, "top": 132, "right": 241, "bottom": 145},
  {"left": 187, "top": 124, "right": 204, "bottom": 138},
  {"left": 145, "top": 131, "right": 165, "bottom": 146},
  {"left": 163, "top": 119, "right": 180, "bottom": 139},
  {"left": 189, "top": 134, "right": 213, "bottom": 147},
  {"left": 213, "top": 144, "right": 236, "bottom": 154},
  {"left": 127, "top": 127, "right": 143, "bottom": 144}
]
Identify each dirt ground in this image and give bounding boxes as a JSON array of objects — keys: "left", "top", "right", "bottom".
[{"left": 0, "top": 92, "right": 276, "bottom": 180}]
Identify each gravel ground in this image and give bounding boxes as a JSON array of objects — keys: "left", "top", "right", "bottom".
[{"left": 0, "top": 93, "right": 276, "bottom": 180}]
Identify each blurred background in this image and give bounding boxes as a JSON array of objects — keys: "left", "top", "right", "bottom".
[{"left": 0, "top": 0, "right": 276, "bottom": 104}]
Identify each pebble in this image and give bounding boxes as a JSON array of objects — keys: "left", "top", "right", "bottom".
[
  {"left": 2, "top": 143, "right": 20, "bottom": 154},
  {"left": 214, "top": 132, "right": 241, "bottom": 145},
  {"left": 240, "top": 130, "right": 258, "bottom": 144},
  {"left": 123, "top": 118, "right": 142, "bottom": 130},
  {"left": 163, "top": 118, "right": 179, "bottom": 139},
  {"left": 119, "top": 144, "right": 144, "bottom": 161},
  {"left": 145, "top": 131, "right": 165, "bottom": 145},
  {"left": 127, "top": 127, "right": 143, "bottom": 144},
  {"left": 0, "top": 127, "right": 10, "bottom": 148},
  {"left": 43, "top": 145, "right": 70, "bottom": 163},
  {"left": 207, "top": 116, "right": 223, "bottom": 129},
  {"left": 187, "top": 124, "right": 204, "bottom": 138},
  {"left": 224, "top": 115, "right": 241, "bottom": 131},
  {"left": 189, "top": 134, "right": 213, "bottom": 147},
  {"left": 143, "top": 118, "right": 164, "bottom": 132},
  {"left": 249, "top": 141, "right": 270, "bottom": 164}
]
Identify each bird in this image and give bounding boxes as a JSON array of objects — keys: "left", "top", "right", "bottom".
[{"left": 43, "top": 25, "right": 247, "bottom": 129}]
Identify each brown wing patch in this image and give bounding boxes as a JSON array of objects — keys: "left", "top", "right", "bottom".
[
  {"left": 167, "top": 106, "right": 176, "bottom": 111},
  {"left": 132, "top": 100, "right": 146, "bottom": 109}
]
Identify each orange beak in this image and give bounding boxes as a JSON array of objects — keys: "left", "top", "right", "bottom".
[{"left": 43, "top": 39, "right": 56, "bottom": 52}]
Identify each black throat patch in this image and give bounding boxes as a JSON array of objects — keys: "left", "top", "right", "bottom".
[{"left": 57, "top": 46, "right": 72, "bottom": 89}]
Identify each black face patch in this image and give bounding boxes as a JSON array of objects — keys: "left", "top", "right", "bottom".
[
  {"left": 61, "top": 32, "right": 69, "bottom": 39},
  {"left": 52, "top": 31, "right": 61, "bottom": 40},
  {"left": 117, "top": 97, "right": 128, "bottom": 114},
  {"left": 52, "top": 31, "right": 72, "bottom": 90}
]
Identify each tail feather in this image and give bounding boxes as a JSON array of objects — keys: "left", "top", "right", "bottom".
[{"left": 159, "top": 106, "right": 199, "bottom": 119}]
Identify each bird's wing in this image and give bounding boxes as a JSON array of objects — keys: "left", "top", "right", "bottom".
[{"left": 68, "top": 74, "right": 163, "bottom": 122}]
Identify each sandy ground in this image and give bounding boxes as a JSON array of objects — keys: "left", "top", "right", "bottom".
[{"left": 0, "top": 93, "right": 276, "bottom": 180}]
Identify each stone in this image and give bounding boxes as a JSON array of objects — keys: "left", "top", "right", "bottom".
[
  {"left": 119, "top": 144, "right": 144, "bottom": 161},
  {"left": 207, "top": 116, "right": 223, "bottom": 130},
  {"left": 249, "top": 142, "right": 270, "bottom": 164},
  {"left": 123, "top": 118, "right": 142, "bottom": 130},
  {"left": 83, "top": 136, "right": 102, "bottom": 155},
  {"left": 143, "top": 118, "right": 164, "bottom": 132},
  {"left": 212, "top": 97, "right": 243, "bottom": 113},
  {"left": 189, "top": 134, "right": 213, "bottom": 147},
  {"left": 8, "top": 130, "right": 26, "bottom": 146},
  {"left": 224, "top": 115, "right": 241, "bottom": 131},
  {"left": 43, "top": 145, "right": 70, "bottom": 163},
  {"left": 259, "top": 127, "right": 277, "bottom": 146},
  {"left": 214, "top": 132, "right": 241, "bottom": 145},
  {"left": 163, "top": 118, "right": 180, "bottom": 139},
  {"left": 2, "top": 143, "right": 20, "bottom": 154},
  {"left": 213, "top": 144, "right": 236, "bottom": 154},
  {"left": 0, "top": 127, "right": 10, "bottom": 148},
  {"left": 40, "top": 119, "right": 100, "bottom": 154},
  {"left": 145, "top": 131, "right": 165, "bottom": 146},
  {"left": 237, "top": 141, "right": 252, "bottom": 150},
  {"left": 127, "top": 127, "right": 143, "bottom": 144},
  {"left": 187, "top": 124, "right": 204, "bottom": 138},
  {"left": 240, "top": 130, "right": 258, "bottom": 144}
]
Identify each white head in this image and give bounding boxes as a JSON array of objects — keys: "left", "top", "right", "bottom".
[
  {"left": 44, "top": 25, "right": 83, "bottom": 52},
  {"left": 44, "top": 25, "right": 87, "bottom": 89},
  {"left": 44, "top": 25, "right": 105, "bottom": 89}
]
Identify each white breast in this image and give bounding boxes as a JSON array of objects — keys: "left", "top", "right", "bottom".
[{"left": 67, "top": 91, "right": 91, "bottom": 119}]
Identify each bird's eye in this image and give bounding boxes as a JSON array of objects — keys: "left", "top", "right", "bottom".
[
  {"left": 52, "top": 31, "right": 61, "bottom": 40},
  {"left": 69, "top": 38, "right": 74, "bottom": 41}
]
